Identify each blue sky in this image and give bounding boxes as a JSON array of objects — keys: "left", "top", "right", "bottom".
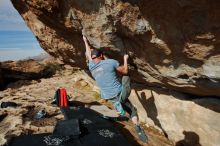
[
  {"left": 0, "top": 0, "right": 30, "bottom": 31},
  {"left": 0, "top": 0, "right": 45, "bottom": 61}
]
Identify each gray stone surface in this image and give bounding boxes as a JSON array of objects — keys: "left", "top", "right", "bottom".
[
  {"left": 90, "top": 105, "right": 118, "bottom": 117},
  {"left": 129, "top": 87, "right": 220, "bottom": 146}
]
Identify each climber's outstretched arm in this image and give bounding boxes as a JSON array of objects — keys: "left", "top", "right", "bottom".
[{"left": 83, "top": 36, "right": 92, "bottom": 61}]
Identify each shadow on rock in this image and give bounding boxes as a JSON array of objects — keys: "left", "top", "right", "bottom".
[
  {"left": 67, "top": 100, "right": 142, "bottom": 146},
  {"left": 134, "top": 89, "right": 168, "bottom": 138},
  {"left": 176, "top": 131, "right": 202, "bottom": 146},
  {"left": 68, "top": 101, "right": 101, "bottom": 107}
]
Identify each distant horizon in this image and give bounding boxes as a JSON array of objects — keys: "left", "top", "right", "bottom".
[
  {"left": 0, "top": 0, "right": 45, "bottom": 61},
  {"left": 0, "top": 50, "right": 48, "bottom": 62},
  {"left": 0, "top": 30, "right": 46, "bottom": 61}
]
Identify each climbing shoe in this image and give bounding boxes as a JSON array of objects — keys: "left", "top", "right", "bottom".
[{"left": 134, "top": 125, "right": 148, "bottom": 143}]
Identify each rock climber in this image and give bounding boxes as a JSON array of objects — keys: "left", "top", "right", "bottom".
[{"left": 83, "top": 35, "right": 148, "bottom": 143}]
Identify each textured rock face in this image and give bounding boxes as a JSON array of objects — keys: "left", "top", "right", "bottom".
[
  {"left": 11, "top": 0, "right": 220, "bottom": 96},
  {"left": 129, "top": 87, "right": 220, "bottom": 146}
]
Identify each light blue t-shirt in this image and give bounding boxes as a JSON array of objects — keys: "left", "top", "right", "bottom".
[{"left": 89, "top": 59, "right": 122, "bottom": 99}]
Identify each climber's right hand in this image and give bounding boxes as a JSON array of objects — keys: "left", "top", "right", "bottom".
[
  {"left": 83, "top": 35, "right": 87, "bottom": 42},
  {"left": 124, "top": 54, "right": 129, "bottom": 61}
]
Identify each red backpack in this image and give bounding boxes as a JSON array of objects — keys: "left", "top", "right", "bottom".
[{"left": 53, "top": 88, "right": 69, "bottom": 107}]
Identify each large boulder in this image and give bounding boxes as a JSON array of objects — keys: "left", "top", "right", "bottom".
[
  {"left": 11, "top": 0, "right": 220, "bottom": 96},
  {"left": 129, "top": 86, "right": 220, "bottom": 146},
  {"left": 1, "top": 60, "right": 45, "bottom": 81}
]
